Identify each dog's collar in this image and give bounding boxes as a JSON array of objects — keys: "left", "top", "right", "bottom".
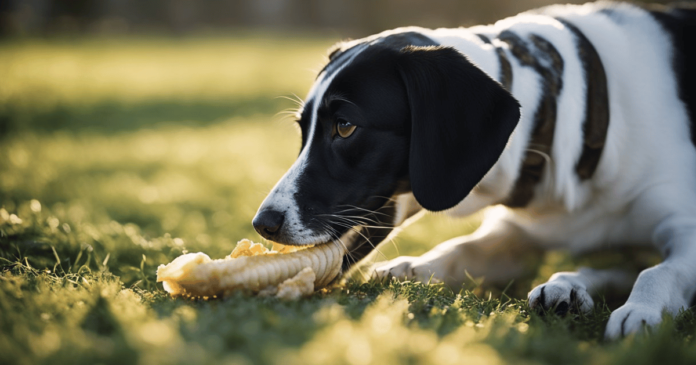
[{"left": 476, "top": 22, "right": 609, "bottom": 208}]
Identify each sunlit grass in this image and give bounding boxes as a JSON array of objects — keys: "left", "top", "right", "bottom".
[{"left": 1, "top": 36, "right": 695, "bottom": 365}]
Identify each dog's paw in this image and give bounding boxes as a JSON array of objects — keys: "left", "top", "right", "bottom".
[
  {"left": 371, "top": 256, "right": 417, "bottom": 280},
  {"left": 372, "top": 256, "right": 443, "bottom": 284},
  {"left": 528, "top": 280, "right": 593, "bottom": 315},
  {"left": 604, "top": 303, "right": 663, "bottom": 339}
]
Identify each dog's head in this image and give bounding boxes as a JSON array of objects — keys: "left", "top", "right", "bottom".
[{"left": 253, "top": 31, "right": 520, "bottom": 261}]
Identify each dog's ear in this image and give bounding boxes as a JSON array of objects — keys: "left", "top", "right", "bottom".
[{"left": 397, "top": 46, "right": 520, "bottom": 212}]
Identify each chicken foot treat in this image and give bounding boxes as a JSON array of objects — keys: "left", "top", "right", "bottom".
[{"left": 156, "top": 239, "right": 345, "bottom": 299}]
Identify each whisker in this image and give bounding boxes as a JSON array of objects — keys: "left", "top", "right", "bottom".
[
  {"left": 318, "top": 215, "right": 395, "bottom": 257},
  {"left": 526, "top": 146, "right": 553, "bottom": 166},
  {"left": 332, "top": 215, "right": 387, "bottom": 226},
  {"left": 328, "top": 221, "right": 375, "bottom": 248},
  {"left": 275, "top": 94, "right": 305, "bottom": 108},
  {"left": 322, "top": 218, "right": 374, "bottom": 247},
  {"left": 324, "top": 217, "right": 394, "bottom": 229},
  {"left": 326, "top": 217, "right": 393, "bottom": 230},
  {"left": 319, "top": 217, "right": 394, "bottom": 281},
  {"left": 275, "top": 110, "right": 301, "bottom": 117},
  {"left": 369, "top": 195, "right": 400, "bottom": 202},
  {"left": 316, "top": 214, "right": 380, "bottom": 226},
  {"left": 334, "top": 205, "right": 393, "bottom": 218},
  {"left": 316, "top": 221, "right": 365, "bottom": 273},
  {"left": 323, "top": 211, "right": 389, "bottom": 225},
  {"left": 321, "top": 223, "right": 351, "bottom": 257},
  {"left": 331, "top": 214, "right": 386, "bottom": 225},
  {"left": 290, "top": 93, "right": 305, "bottom": 107},
  {"left": 274, "top": 107, "right": 302, "bottom": 119}
]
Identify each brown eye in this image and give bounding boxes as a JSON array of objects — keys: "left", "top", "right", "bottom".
[{"left": 336, "top": 119, "right": 357, "bottom": 138}]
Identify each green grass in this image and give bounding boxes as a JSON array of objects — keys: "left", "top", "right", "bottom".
[{"left": 1, "top": 36, "right": 695, "bottom": 365}]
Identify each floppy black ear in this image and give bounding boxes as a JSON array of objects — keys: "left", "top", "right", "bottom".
[{"left": 397, "top": 46, "right": 520, "bottom": 212}]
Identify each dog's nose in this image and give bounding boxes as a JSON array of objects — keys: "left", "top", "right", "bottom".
[{"left": 252, "top": 209, "right": 285, "bottom": 240}]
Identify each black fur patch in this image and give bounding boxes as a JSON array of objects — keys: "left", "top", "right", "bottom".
[
  {"left": 317, "top": 43, "right": 368, "bottom": 81},
  {"left": 496, "top": 46, "right": 514, "bottom": 91},
  {"left": 498, "top": 31, "right": 564, "bottom": 208},
  {"left": 556, "top": 18, "right": 610, "bottom": 181},
  {"left": 476, "top": 34, "right": 492, "bottom": 44},
  {"left": 398, "top": 45, "right": 521, "bottom": 211},
  {"left": 649, "top": 5, "right": 696, "bottom": 144},
  {"left": 476, "top": 33, "right": 513, "bottom": 91},
  {"left": 378, "top": 31, "right": 438, "bottom": 49},
  {"left": 321, "top": 31, "right": 438, "bottom": 78}
]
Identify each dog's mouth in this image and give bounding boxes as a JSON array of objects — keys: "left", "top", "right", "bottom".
[
  {"left": 252, "top": 201, "right": 401, "bottom": 271},
  {"left": 291, "top": 228, "right": 359, "bottom": 247},
  {"left": 267, "top": 224, "right": 363, "bottom": 254},
  {"left": 260, "top": 227, "right": 343, "bottom": 247},
  {"left": 267, "top": 240, "right": 316, "bottom": 251}
]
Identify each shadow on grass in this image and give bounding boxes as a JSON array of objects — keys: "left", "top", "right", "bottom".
[{"left": 0, "top": 96, "right": 289, "bottom": 135}]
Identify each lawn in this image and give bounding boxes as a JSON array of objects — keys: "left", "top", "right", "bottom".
[{"left": 1, "top": 36, "right": 695, "bottom": 365}]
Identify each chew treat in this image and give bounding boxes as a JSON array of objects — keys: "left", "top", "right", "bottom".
[
  {"left": 229, "top": 239, "right": 269, "bottom": 258},
  {"left": 156, "top": 239, "right": 345, "bottom": 298},
  {"left": 275, "top": 267, "right": 316, "bottom": 300}
]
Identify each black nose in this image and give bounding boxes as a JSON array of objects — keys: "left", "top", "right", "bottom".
[{"left": 252, "top": 209, "right": 285, "bottom": 240}]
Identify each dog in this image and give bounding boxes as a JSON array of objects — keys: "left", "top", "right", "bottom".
[{"left": 252, "top": 1, "right": 696, "bottom": 338}]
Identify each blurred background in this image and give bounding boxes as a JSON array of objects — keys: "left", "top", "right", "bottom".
[
  {"left": 1, "top": 0, "right": 651, "bottom": 38},
  {"left": 1, "top": 2, "right": 686, "bottom": 364},
  {"left": 0, "top": 0, "right": 677, "bottom": 277}
]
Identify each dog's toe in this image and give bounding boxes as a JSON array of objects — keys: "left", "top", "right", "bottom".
[
  {"left": 604, "top": 303, "right": 663, "bottom": 339},
  {"left": 372, "top": 256, "right": 444, "bottom": 284},
  {"left": 528, "top": 281, "right": 593, "bottom": 315},
  {"left": 372, "top": 256, "right": 418, "bottom": 281}
]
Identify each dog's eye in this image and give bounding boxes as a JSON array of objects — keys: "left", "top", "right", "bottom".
[{"left": 336, "top": 119, "right": 357, "bottom": 138}]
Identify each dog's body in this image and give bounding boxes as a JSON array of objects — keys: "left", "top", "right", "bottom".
[{"left": 253, "top": 2, "right": 696, "bottom": 338}]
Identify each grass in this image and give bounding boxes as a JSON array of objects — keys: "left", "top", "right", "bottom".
[{"left": 1, "top": 35, "right": 695, "bottom": 365}]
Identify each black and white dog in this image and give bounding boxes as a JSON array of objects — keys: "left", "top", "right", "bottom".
[{"left": 252, "top": 1, "right": 696, "bottom": 338}]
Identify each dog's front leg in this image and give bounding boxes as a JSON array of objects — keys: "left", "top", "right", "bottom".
[
  {"left": 605, "top": 219, "right": 696, "bottom": 339},
  {"left": 373, "top": 219, "right": 538, "bottom": 289}
]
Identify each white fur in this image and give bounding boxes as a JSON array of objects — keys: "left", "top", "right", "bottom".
[{"left": 374, "top": 2, "right": 696, "bottom": 339}]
